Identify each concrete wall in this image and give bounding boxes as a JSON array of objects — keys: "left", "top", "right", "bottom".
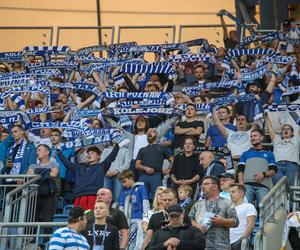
[{"left": 0, "top": 0, "right": 236, "bottom": 51}]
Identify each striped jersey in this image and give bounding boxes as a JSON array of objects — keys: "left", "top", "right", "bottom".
[{"left": 49, "top": 227, "right": 90, "bottom": 250}]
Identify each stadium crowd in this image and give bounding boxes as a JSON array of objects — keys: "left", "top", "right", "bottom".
[{"left": 0, "top": 12, "right": 300, "bottom": 250}]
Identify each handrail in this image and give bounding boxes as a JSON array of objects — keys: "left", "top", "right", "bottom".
[
  {"left": 117, "top": 25, "right": 176, "bottom": 43},
  {"left": 0, "top": 26, "right": 54, "bottom": 45},
  {"left": 4, "top": 174, "right": 41, "bottom": 206},
  {"left": 259, "top": 176, "right": 288, "bottom": 231},
  {"left": 56, "top": 26, "right": 115, "bottom": 46},
  {"left": 178, "top": 24, "right": 235, "bottom": 42}
]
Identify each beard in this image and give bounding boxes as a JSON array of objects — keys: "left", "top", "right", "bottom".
[{"left": 147, "top": 134, "right": 157, "bottom": 143}]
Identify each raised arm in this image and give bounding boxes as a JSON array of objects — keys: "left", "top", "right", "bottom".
[
  {"left": 264, "top": 112, "right": 276, "bottom": 141},
  {"left": 212, "top": 106, "right": 228, "bottom": 137},
  {"left": 56, "top": 149, "right": 79, "bottom": 173}
]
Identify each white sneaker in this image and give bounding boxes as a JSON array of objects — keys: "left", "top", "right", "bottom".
[{"left": 118, "top": 138, "right": 130, "bottom": 147}]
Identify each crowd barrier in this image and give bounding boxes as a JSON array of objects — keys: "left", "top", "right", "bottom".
[
  {"left": 0, "top": 222, "right": 67, "bottom": 250},
  {"left": 0, "top": 24, "right": 236, "bottom": 52},
  {"left": 254, "top": 176, "right": 289, "bottom": 250},
  {"left": 0, "top": 175, "right": 41, "bottom": 249}
]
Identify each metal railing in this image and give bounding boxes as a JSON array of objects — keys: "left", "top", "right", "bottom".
[
  {"left": 117, "top": 25, "right": 176, "bottom": 44},
  {"left": 0, "top": 26, "right": 53, "bottom": 51},
  {"left": 56, "top": 26, "right": 115, "bottom": 49},
  {"left": 0, "top": 175, "right": 41, "bottom": 249},
  {"left": 178, "top": 24, "right": 236, "bottom": 43},
  {"left": 254, "top": 176, "right": 289, "bottom": 250},
  {"left": 0, "top": 222, "right": 67, "bottom": 250}
]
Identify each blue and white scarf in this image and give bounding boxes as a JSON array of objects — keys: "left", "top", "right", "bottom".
[
  {"left": 29, "top": 68, "right": 63, "bottom": 78},
  {"left": 0, "top": 73, "right": 34, "bottom": 88},
  {"left": 102, "top": 91, "right": 168, "bottom": 100},
  {"left": 8, "top": 139, "right": 28, "bottom": 176},
  {"left": 63, "top": 128, "right": 120, "bottom": 138},
  {"left": 120, "top": 62, "right": 173, "bottom": 74},
  {"left": 76, "top": 45, "right": 109, "bottom": 55},
  {"left": 182, "top": 80, "right": 241, "bottom": 94},
  {"left": 0, "top": 51, "right": 24, "bottom": 63},
  {"left": 265, "top": 104, "right": 300, "bottom": 112},
  {"left": 29, "top": 121, "right": 93, "bottom": 137},
  {"left": 23, "top": 46, "right": 70, "bottom": 56},
  {"left": 106, "top": 107, "right": 176, "bottom": 116},
  {"left": 25, "top": 61, "right": 78, "bottom": 70},
  {"left": 168, "top": 53, "right": 216, "bottom": 64},
  {"left": 0, "top": 110, "right": 31, "bottom": 127}
]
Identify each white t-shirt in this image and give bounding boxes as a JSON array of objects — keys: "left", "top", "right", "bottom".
[
  {"left": 226, "top": 129, "right": 252, "bottom": 157},
  {"left": 133, "top": 134, "right": 148, "bottom": 159},
  {"left": 230, "top": 203, "right": 257, "bottom": 244},
  {"left": 273, "top": 135, "right": 300, "bottom": 164}
]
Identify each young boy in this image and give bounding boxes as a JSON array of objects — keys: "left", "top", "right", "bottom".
[
  {"left": 177, "top": 184, "right": 195, "bottom": 216},
  {"left": 82, "top": 200, "right": 120, "bottom": 250},
  {"left": 118, "top": 170, "right": 150, "bottom": 250}
]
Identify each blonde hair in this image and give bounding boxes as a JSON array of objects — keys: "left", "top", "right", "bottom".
[{"left": 152, "top": 186, "right": 167, "bottom": 211}]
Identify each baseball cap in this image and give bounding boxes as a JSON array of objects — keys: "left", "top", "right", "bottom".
[
  {"left": 218, "top": 172, "right": 235, "bottom": 179},
  {"left": 166, "top": 204, "right": 183, "bottom": 216}
]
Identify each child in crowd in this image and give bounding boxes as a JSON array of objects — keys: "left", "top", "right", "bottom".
[
  {"left": 118, "top": 170, "right": 150, "bottom": 250},
  {"left": 177, "top": 184, "right": 195, "bottom": 215}
]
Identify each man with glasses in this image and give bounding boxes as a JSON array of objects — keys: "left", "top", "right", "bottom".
[
  {"left": 189, "top": 176, "right": 239, "bottom": 250},
  {"left": 146, "top": 204, "right": 205, "bottom": 250}
]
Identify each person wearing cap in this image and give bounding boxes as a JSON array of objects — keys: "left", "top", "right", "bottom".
[
  {"left": 146, "top": 204, "right": 205, "bottom": 250},
  {"left": 142, "top": 188, "right": 192, "bottom": 250},
  {"left": 49, "top": 206, "right": 89, "bottom": 250},
  {"left": 219, "top": 173, "right": 248, "bottom": 203},
  {"left": 136, "top": 128, "right": 173, "bottom": 201},
  {"left": 235, "top": 73, "right": 276, "bottom": 122},
  {"left": 229, "top": 184, "right": 257, "bottom": 250},
  {"left": 189, "top": 176, "right": 239, "bottom": 250},
  {"left": 56, "top": 138, "right": 129, "bottom": 210}
]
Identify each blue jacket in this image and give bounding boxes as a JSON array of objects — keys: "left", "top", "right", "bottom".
[
  {"left": 0, "top": 134, "right": 37, "bottom": 173},
  {"left": 119, "top": 182, "right": 150, "bottom": 221},
  {"left": 57, "top": 144, "right": 119, "bottom": 198}
]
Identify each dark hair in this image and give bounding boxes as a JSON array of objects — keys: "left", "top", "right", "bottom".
[
  {"left": 51, "top": 128, "right": 62, "bottom": 135},
  {"left": 230, "top": 183, "right": 246, "bottom": 194},
  {"left": 217, "top": 106, "right": 230, "bottom": 114},
  {"left": 68, "top": 206, "right": 85, "bottom": 224},
  {"left": 186, "top": 103, "right": 196, "bottom": 110},
  {"left": 116, "top": 86, "right": 129, "bottom": 92},
  {"left": 37, "top": 144, "right": 51, "bottom": 156},
  {"left": 251, "top": 129, "right": 264, "bottom": 136},
  {"left": 201, "top": 176, "right": 221, "bottom": 190},
  {"left": 87, "top": 146, "right": 101, "bottom": 155},
  {"left": 118, "top": 170, "right": 135, "bottom": 181},
  {"left": 134, "top": 116, "right": 149, "bottom": 135},
  {"left": 183, "top": 136, "right": 196, "bottom": 146},
  {"left": 11, "top": 124, "right": 24, "bottom": 131}
]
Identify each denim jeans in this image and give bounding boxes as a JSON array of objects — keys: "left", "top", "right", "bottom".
[
  {"left": 103, "top": 175, "right": 123, "bottom": 203},
  {"left": 245, "top": 184, "right": 269, "bottom": 205},
  {"left": 138, "top": 172, "right": 162, "bottom": 200},
  {"left": 272, "top": 161, "right": 299, "bottom": 186}
]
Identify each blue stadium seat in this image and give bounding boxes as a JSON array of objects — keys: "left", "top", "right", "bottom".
[{"left": 63, "top": 204, "right": 74, "bottom": 216}]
